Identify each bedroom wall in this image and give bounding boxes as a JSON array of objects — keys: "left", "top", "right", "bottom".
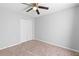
[
  {"left": 35, "top": 6, "right": 79, "bottom": 51},
  {"left": 0, "top": 7, "right": 34, "bottom": 49}
]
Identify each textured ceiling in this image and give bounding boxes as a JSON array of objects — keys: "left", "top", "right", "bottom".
[{"left": 0, "top": 3, "right": 78, "bottom": 18}]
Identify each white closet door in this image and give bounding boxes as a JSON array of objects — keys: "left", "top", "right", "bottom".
[{"left": 20, "top": 19, "right": 32, "bottom": 42}]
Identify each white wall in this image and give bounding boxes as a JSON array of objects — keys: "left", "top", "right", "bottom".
[
  {"left": 35, "top": 6, "right": 79, "bottom": 51},
  {"left": 0, "top": 7, "right": 34, "bottom": 49}
]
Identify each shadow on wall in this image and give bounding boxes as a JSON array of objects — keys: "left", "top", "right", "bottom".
[{"left": 70, "top": 4, "right": 79, "bottom": 51}]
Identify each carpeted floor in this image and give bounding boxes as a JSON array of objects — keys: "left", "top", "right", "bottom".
[{"left": 0, "top": 40, "right": 79, "bottom": 56}]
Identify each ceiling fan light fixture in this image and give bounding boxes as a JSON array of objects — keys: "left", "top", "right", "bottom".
[
  {"left": 33, "top": 6, "right": 38, "bottom": 10},
  {"left": 22, "top": 3, "right": 49, "bottom": 15}
]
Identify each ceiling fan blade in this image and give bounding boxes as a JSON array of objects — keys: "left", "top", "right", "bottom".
[
  {"left": 38, "top": 6, "right": 49, "bottom": 10},
  {"left": 22, "top": 3, "right": 32, "bottom": 6},
  {"left": 26, "top": 8, "right": 33, "bottom": 12},
  {"left": 36, "top": 9, "right": 40, "bottom": 15}
]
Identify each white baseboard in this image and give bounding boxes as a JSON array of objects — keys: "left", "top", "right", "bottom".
[
  {"left": 0, "top": 42, "right": 22, "bottom": 50},
  {"left": 36, "top": 38, "right": 79, "bottom": 53},
  {"left": 0, "top": 39, "right": 33, "bottom": 50}
]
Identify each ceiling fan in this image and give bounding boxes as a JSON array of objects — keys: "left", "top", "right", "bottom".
[{"left": 22, "top": 3, "right": 49, "bottom": 15}]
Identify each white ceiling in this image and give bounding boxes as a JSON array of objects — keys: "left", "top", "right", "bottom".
[{"left": 0, "top": 3, "right": 78, "bottom": 18}]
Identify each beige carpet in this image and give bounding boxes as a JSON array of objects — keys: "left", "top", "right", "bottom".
[{"left": 0, "top": 40, "right": 79, "bottom": 56}]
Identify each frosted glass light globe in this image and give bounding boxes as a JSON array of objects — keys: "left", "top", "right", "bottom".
[{"left": 33, "top": 7, "right": 37, "bottom": 10}]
